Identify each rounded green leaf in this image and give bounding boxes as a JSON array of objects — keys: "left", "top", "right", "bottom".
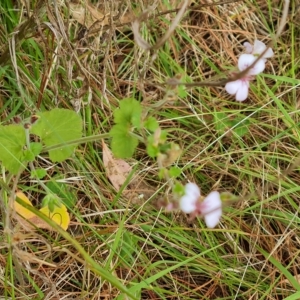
[
  {"left": 110, "top": 124, "right": 138, "bottom": 158},
  {"left": 0, "top": 124, "right": 26, "bottom": 174},
  {"left": 144, "top": 117, "right": 159, "bottom": 132},
  {"left": 169, "top": 166, "right": 181, "bottom": 178},
  {"left": 114, "top": 98, "right": 142, "bottom": 128},
  {"left": 30, "top": 142, "right": 43, "bottom": 156},
  {"left": 30, "top": 108, "right": 82, "bottom": 162},
  {"left": 31, "top": 168, "right": 47, "bottom": 179}
]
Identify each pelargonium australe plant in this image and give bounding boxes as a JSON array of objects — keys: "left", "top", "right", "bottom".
[
  {"left": 243, "top": 39, "right": 274, "bottom": 60},
  {"left": 179, "top": 183, "right": 222, "bottom": 228},
  {"left": 225, "top": 40, "right": 273, "bottom": 102},
  {"left": 225, "top": 54, "right": 265, "bottom": 102}
]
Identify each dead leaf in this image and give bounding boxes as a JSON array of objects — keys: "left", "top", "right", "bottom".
[
  {"left": 70, "top": 2, "right": 107, "bottom": 29},
  {"left": 157, "top": 142, "right": 182, "bottom": 167},
  {"left": 102, "top": 140, "right": 132, "bottom": 191},
  {"left": 13, "top": 192, "right": 70, "bottom": 231},
  {"left": 39, "top": 205, "right": 70, "bottom": 231},
  {"left": 14, "top": 191, "right": 36, "bottom": 219},
  {"left": 102, "top": 141, "right": 156, "bottom": 203},
  {"left": 69, "top": 1, "right": 134, "bottom": 31}
]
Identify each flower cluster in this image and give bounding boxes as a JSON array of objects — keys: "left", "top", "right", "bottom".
[
  {"left": 179, "top": 183, "right": 222, "bottom": 228},
  {"left": 225, "top": 40, "right": 274, "bottom": 102}
]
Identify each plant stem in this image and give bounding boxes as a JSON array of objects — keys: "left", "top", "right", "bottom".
[
  {"left": 42, "top": 133, "right": 110, "bottom": 152},
  {"left": 42, "top": 132, "right": 144, "bottom": 153}
]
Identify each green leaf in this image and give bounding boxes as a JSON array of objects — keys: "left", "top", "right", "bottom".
[
  {"left": 31, "top": 168, "right": 47, "bottom": 179},
  {"left": 283, "top": 292, "right": 300, "bottom": 300},
  {"left": 110, "top": 125, "right": 138, "bottom": 158},
  {"left": 23, "top": 143, "right": 43, "bottom": 162},
  {"left": 119, "top": 231, "right": 137, "bottom": 264},
  {"left": 169, "top": 166, "right": 181, "bottom": 178},
  {"left": 231, "top": 118, "right": 250, "bottom": 137},
  {"left": 173, "top": 182, "right": 184, "bottom": 195},
  {"left": 158, "top": 168, "right": 167, "bottom": 179},
  {"left": 178, "top": 85, "right": 187, "bottom": 98},
  {"left": 30, "top": 142, "right": 43, "bottom": 156},
  {"left": 220, "top": 192, "right": 238, "bottom": 202},
  {"left": 41, "top": 193, "right": 61, "bottom": 212},
  {"left": 146, "top": 143, "right": 159, "bottom": 158},
  {"left": 159, "top": 130, "right": 168, "bottom": 144},
  {"left": 0, "top": 124, "right": 26, "bottom": 174},
  {"left": 23, "top": 149, "right": 35, "bottom": 162},
  {"left": 233, "top": 125, "right": 249, "bottom": 137},
  {"left": 262, "top": 73, "right": 300, "bottom": 85},
  {"left": 48, "top": 200, "right": 55, "bottom": 213},
  {"left": 144, "top": 117, "right": 159, "bottom": 132},
  {"left": 214, "top": 112, "right": 231, "bottom": 133},
  {"left": 46, "top": 180, "right": 76, "bottom": 209},
  {"left": 114, "top": 98, "right": 142, "bottom": 128},
  {"left": 30, "top": 108, "right": 82, "bottom": 162}
]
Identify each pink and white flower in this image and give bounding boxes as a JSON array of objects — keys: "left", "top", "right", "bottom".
[
  {"left": 225, "top": 54, "right": 265, "bottom": 101},
  {"left": 179, "top": 183, "right": 200, "bottom": 213},
  {"left": 200, "top": 191, "right": 222, "bottom": 229},
  {"left": 179, "top": 183, "right": 222, "bottom": 228},
  {"left": 244, "top": 40, "right": 274, "bottom": 60}
]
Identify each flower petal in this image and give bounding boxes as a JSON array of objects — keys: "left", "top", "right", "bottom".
[
  {"left": 249, "top": 59, "right": 265, "bottom": 75},
  {"left": 238, "top": 54, "right": 256, "bottom": 71},
  {"left": 238, "top": 54, "right": 265, "bottom": 75},
  {"left": 225, "top": 80, "right": 241, "bottom": 95},
  {"left": 180, "top": 195, "right": 196, "bottom": 213},
  {"left": 184, "top": 183, "right": 200, "bottom": 198},
  {"left": 201, "top": 191, "right": 222, "bottom": 228},
  {"left": 201, "top": 191, "right": 222, "bottom": 214},
  {"left": 235, "top": 80, "right": 249, "bottom": 101},
  {"left": 165, "top": 203, "right": 174, "bottom": 211},
  {"left": 262, "top": 48, "right": 274, "bottom": 59},
  {"left": 243, "top": 42, "right": 253, "bottom": 54},
  {"left": 179, "top": 183, "right": 201, "bottom": 214},
  {"left": 204, "top": 208, "right": 222, "bottom": 228},
  {"left": 252, "top": 40, "right": 274, "bottom": 59},
  {"left": 253, "top": 40, "right": 267, "bottom": 55}
]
